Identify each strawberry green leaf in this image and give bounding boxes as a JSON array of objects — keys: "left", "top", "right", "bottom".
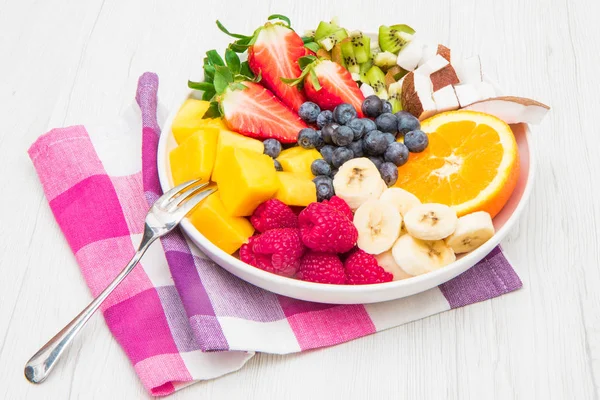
[
  {"left": 304, "top": 42, "right": 320, "bottom": 53},
  {"left": 202, "top": 88, "right": 216, "bottom": 101},
  {"left": 225, "top": 48, "right": 241, "bottom": 74},
  {"left": 203, "top": 64, "right": 215, "bottom": 82},
  {"left": 302, "top": 36, "right": 314, "bottom": 44},
  {"left": 267, "top": 14, "right": 291, "bottom": 27},
  {"left": 206, "top": 50, "right": 225, "bottom": 66},
  {"left": 309, "top": 68, "right": 322, "bottom": 91},
  {"left": 216, "top": 20, "right": 251, "bottom": 40},
  {"left": 213, "top": 65, "right": 234, "bottom": 94},
  {"left": 298, "top": 55, "right": 317, "bottom": 70},
  {"left": 239, "top": 61, "right": 255, "bottom": 79},
  {"left": 188, "top": 80, "right": 214, "bottom": 91},
  {"left": 203, "top": 101, "right": 221, "bottom": 118}
]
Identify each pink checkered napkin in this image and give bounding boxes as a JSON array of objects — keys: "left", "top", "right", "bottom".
[{"left": 28, "top": 73, "right": 522, "bottom": 396}]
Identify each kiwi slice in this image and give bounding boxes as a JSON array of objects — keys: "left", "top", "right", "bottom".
[
  {"left": 378, "top": 24, "right": 416, "bottom": 54},
  {"left": 387, "top": 81, "right": 403, "bottom": 112},
  {"left": 318, "top": 28, "right": 348, "bottom": 51},
  {"left": 340, "top": 38, "right": 359, "bottom": 78},
  {"left": 331, "top": 43, "right": 346, "bottom": 68},
  {"left": 373, "top": 51, "right": 398, "bottom": 69},
  {"left": 349, "top": 31, "right": 371, "bottom": 64},
  {"left": 317, "top": 48, "right": 332, "bottom": 60},
  {"left": 366, "top": 65, "right": 388, "bottom": 99},
  {"left": 359, "top": 59, "right": 373, "bottom": 84},
  {"left": 384, "top": 65, "right": 407, "bottom": 86},
  {"left": 314, "top": 20, "right": 340, "bottom": 41}
]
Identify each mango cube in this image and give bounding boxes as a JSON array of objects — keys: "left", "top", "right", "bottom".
[
  {"left": 211, "top": 130, "right": 264, "bottom": 183},
  {"left": 171, "top": 99, "right": 211, "bottom": 144},
  {"left": 275, "top": 172, "right": 317, "bottom": 206},
  {"left": 217, "top": 148, "right": 278, "bottom": 216},
  {"left": 169, "top": 127, "right": 219, "bottom": 186},
  {"left": 276, "top": 147, "right": 322, "bottom": 179},
  {"left": 188, "top": 193, "right": 254, "bottom": 254}
]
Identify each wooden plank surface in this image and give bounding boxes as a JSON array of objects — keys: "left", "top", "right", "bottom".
[{"left": 1, "top": 0, "right": 598, "bottom": 398}]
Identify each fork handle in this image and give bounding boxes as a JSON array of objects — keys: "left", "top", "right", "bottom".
[{"left": 24, "top": 228, "right": 157, "bottom": 384}]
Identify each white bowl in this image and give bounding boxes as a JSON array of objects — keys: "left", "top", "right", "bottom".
[{"left": 157, "top": 89, "right": 534, "bottom": 304}]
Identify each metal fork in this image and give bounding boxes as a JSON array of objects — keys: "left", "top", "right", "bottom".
[{"left": 24, "top": 179, "right": 216, "bottom": 384}]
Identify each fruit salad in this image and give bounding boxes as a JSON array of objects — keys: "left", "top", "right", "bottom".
[{"left": 168, "top": 15, "right": 549, "bottom": 285}]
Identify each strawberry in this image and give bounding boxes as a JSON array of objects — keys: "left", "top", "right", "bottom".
[
  {"left": 218, "top": 16, "right": 307, "bottom": 112},
  {"left": 220, "top": 81, "right": 306, "bottom": 143},
  {"left": 188, "top": 47, "right": 307, "bottom": 143},
  {"left": 284, "top": 58, "right": 365, "bottom": 117}
]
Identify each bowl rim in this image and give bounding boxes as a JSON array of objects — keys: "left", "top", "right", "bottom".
[{"left": 157, "top": 89, "right": 535, "bottom": 295}]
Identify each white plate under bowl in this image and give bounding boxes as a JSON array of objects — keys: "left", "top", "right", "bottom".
[{"left": 157, "top": 41, "right": 535, "bottom": 304}]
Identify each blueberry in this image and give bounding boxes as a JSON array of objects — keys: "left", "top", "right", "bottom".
[
  {"left": 333, "top": 103, "right": 357, "bottom": 125},
  {"left": 298, "top": 128, "right": 320, "bottom": 149},
  {"left": 320, "top": 145, "right": 335, "bottom": 165},
  {"left": 313, "top": 176, "right": 335, "bottom": 201},
  {"left": 347, "top": 118, "right": 366, "bottom": 140},
  {"left": 379, "top": 162, "right": 399, "bottom": 187},
  {"left": 321, "top": 123, "right": 339, "bottom": 144},
  {"left": 263, "top": 138, "right": 282, "bottom": 158},
  {"left": 332, "top": 147, "right": 354, "bottom": 168},
  {"left": 383, "top": 132, "right": 396, "bottom": 145},
  {"left": 361, "top": 118, "right": 377, "bottom": 133},
  {"left": 363, "top": 130, "right": 388, "bottom": 156},
  {"left": 395, "top": 111, "right": 421, "bottom": 135},
  {"left": 368, "top": 156, "right": 384, "bottom": 169},
  {"left": 384, "top": 142, "right": 409, "bottom": 166},
  {"left": 361, "top": 95, "right": 383, "bottom": 118},
  {"left": 274, "top": 159, "right": 283, "bottom": 171},
  {"left": 348, "top": 140, "right": 364, "bottom": 158},
  {"left": 330, "top": 168, "right": 338, "bottom": 178},
  {"left": 314, "top": 130, "right": 325, "bottom": 149},
  {"left": 298, "top": 102, "right": 321, "bottom": 124},
  {"left": 311, "top": 159, "right": 332, "bottom": 176},
  {"left": 404, "top": 130, "right": 429, "bottom": 153},
  {"left": 375, "top": 112, "right": 398, "bottom": 134},
  {"left": 382, "top": 100, "right": 393, "bottom": 114},
  {"left": 332, "top": 125, "right": 354, "bottom": 146},
  {"left": 316, "top": 110, "right": 334, "bottom": 129}
]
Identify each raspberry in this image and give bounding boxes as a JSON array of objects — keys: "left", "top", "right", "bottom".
[
  {"left": 239, "top": 228, "right": 305, "bottom": 277},
  {"left": 250, "top": 199, "right": 298, "bottom": 232},
  {"left": 297, "top": 252, "right": 346, "bottom": 284},
  {"left": 344, "top": 249, "right": 393, "bottom": 284},
  {"left": 298, "top": 202, "right": 358, "bottom": 253},
  {"left": 322, "top": 196, "right": 353, "bottom": 221}
]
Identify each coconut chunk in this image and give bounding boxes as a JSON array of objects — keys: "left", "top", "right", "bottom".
[
  {"left": 454, "top": 84, "right": 481, "bottom": 107},
  {"left": 431, "top": 64, "right": 460, "bottom": 92},
  {"left": 415, "top": 54, "right": 449, "bottom": 76},
  {"left": 464, "top": 96, "right": 550, "bottom": 124},
  {"left": 360, "top": 83, "right": 375, "bottom": 97},
  {"left": 417, "top": 43, "right": 439, "bottom": 67},
  {"left": 454, "top": 55, "right": 482, "bottom": 84},
  {"left": 476, "top": 82, "right": 496, "bottom": 101},
  {"left": 437, "top": 44, "right": 451, "bottom": 61},
  {"left": 396, "top": 39, "right": 425, "bottom": 71},
  {"left": 401, "top": 72, "right": 437, "bottom": 120},
  {"left": 433, "top": 85, "right": 460, "bottom": 113}
]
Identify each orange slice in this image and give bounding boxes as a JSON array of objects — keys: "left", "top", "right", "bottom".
[{"left": 395, "top": 110, "right": 519, "bottom": 218}]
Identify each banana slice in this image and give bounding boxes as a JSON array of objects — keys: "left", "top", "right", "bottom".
[
  {"left": 375, "top": 250, "right": 413, "bottom": 280},
  {"left": 354, "top": 199, "right": 402, "bottom": 254},
  {"left": 379, "top": 187, "right": 422, "bottom": 217},
  {"left": 333, "top": 158, "right": 386, "bottom": 210},
  {"left": 445, "top": 211, "right": 495, "bottom": 253},
  {"left": 404, "top": 203, "right": 458, "bottom": 240},
  {"left": 392, "top": 235, "right": 456, "bottom": 276}
]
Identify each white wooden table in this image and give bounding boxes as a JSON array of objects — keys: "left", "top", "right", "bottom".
[{"left": 1, "top": 0, "right": 599, "bottom": 398}]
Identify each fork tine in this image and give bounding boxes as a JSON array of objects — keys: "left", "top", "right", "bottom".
[
  {"left": 159, "top": 179, "right": 208, "bottom": 207},
  {"left": 165, "top": 181, "right": 214, "bottom": 211},
  {"left": 175, "top": 187, "right": 217, "bottom": 217}
]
